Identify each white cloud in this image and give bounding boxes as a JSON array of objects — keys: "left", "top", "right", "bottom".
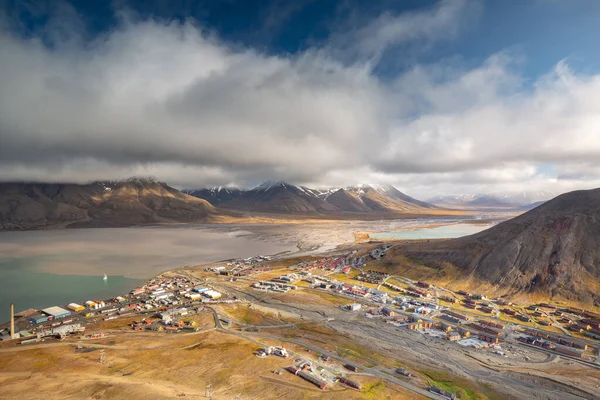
[{"left": 0, "top": 2, "right": 600, "bottom": 199}]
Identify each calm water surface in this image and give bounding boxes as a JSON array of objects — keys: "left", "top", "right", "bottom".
[{"left": 0, "top": 225, "right": 297, "bottom": 322}]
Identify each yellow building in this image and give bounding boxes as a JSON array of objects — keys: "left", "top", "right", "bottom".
[{"left": 67, "top": 303, "right": 85, "bottom": 312}]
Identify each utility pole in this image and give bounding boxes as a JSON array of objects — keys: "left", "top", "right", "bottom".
[
  {"left": 99, "top": 349, "right": 106, "bottom": 364},
  {"left": 205, "top": 383, "right": 212, "bottom": 399}
]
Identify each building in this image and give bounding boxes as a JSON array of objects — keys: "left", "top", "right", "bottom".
[
  {"left": 67, "top": 303, "right": 85, "bottom": 312},
  {"left": 440, "top": 314, "right": 461, "bottom": 324},
  {"left": 458, "top": 327, "right": 471, "bottom": 338},
  {"left": 430, "top": 386, "right": 457, "bottom": 400},
  {"left": 421, "top": 318, "right": 435, "bottom": 329},
  {"left": 344, "top": 364, "right": 359, "bottom": 372},
  {"left": 297, "top": 371, "right": 328, "bottom": 390},
  {"left": 478, "top": 334, "right": 499, "bottom": 344},
  {"left": 382, "top": 307, "right": 395, "bottom": 317},
  {"left": 203, "top": 290, "right": 222, "bottom": 299},
  {"left": 348, "top": 303, "right": 361, "bottom": 311},
  {"left": 554, "top": 344, "right": 584, "bottom": 358},
  {"left": 447, "top": 331, "right": 461, "bottom": 341},
  {"left": 42, "top": 306, "right": 71, "bottom": 319},
  {"left": 339, "top": 376, "right": 361, "bottom": 390},
  {"left": 28, "top": 313, "right": 49, "bottom": 324}
]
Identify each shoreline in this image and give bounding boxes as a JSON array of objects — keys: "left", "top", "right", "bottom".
[{"left": 0, "top": 217, "right": 509, "bottom": 323}]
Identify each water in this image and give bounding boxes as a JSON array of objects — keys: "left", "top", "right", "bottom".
[
  {"left": 0, "top": 225, "right": 298, "bottom": 323},
  {"left": 0, "top": 258, "right": 142, "bottom": 322},
  {"left": 370, "top": 223, "right": 489, "bottom": 240}
]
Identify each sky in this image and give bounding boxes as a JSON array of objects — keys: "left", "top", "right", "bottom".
[{"left": 1, "top": 0, "right": 600, "bottom": 199}]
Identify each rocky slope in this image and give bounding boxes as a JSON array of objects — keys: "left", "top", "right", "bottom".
[
  {"left": 183, "top": 187, "right": 243, "bottom": 205},
  {"left": 398, "top": 188, "right": 600, "bottom": 305},
  {"left": 0, "top": 178, "right": 217, "bottom": 229},
  {"left": 218, "top": 181, "right": 338, "bottom": 214},
  {"left": 187, "top": 182, "right": 437, "bottom": 216}
]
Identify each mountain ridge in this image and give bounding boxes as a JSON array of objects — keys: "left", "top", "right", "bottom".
[
  {"left": 395, "top": 187, "right": 600, "bottom": 305},
  {"left": 185, "top": 181, "right": 438, "bottom": 215},
  {"left": 0, "top": 179, "right": 218, "bottom": 230}
]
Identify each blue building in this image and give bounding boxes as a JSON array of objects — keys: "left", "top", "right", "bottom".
[{"left": 29, "top": 313, "right": 49, "bottom": 324}]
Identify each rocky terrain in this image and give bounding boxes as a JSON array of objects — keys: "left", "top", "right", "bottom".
[
  {"left": 396, "top": 188, "right": 600, "bottom": 305},
  {"left": 183, "top": 187, "right": 243, "bottom": 205},
  {"left": 0, "top": 178, "right": 218, "bottom": 230},
  {"left": 187, "top": 181, "right": 439, "bottom": 215}
]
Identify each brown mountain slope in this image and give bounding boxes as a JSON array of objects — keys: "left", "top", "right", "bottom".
[
  {"left": 219, "top": 181, "right": 338, "bottom": 214},
  {"left": 393, "top": 188, "right": 600, "bottom": 305},
  {"left": 0, "top": 179, "right": 217, "bottom": 229},
  {"left": 189, "top": 181, "right": 439, "bottom": 216},
  {"left": 327, "top": 185, "right": 438, "bottom": 213},
  {"left": 325, "top": 189, "right": 372, "bottom": 212}
]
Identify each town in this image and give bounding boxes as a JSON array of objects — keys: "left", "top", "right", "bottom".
[{"left": 1, "top": 245, "right": 599, "bottom": 399}]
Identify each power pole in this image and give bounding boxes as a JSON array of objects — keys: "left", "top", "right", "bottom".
[
  {"left": 205, "top": 383, "right": 212, "bottom": 399},
  {"left": 99, "top": 349, "right": 106, "bottom": 364}
]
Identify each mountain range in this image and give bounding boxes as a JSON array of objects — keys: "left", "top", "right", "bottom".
[
  {"left": 0, "top": 179, "right": 443, "bottom": 230},
  {"left": 0, "top": 178, "right": 217, "bottom": 230},
  {"left": 428, "top": 191, "right": 556, "bottom": 208},
  {"left": 396, "top": 188, "right": 600, "bottom": 305},
  {"left": 184, "top": 181, "right": 438, "bottom": 215}
]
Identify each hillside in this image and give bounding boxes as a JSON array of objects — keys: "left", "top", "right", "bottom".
[
  {"left": 326, "top": 185, "right": 436, "bottom": 213},
  {"left": 393, "top": 188, "right": 600, "bottom": 305},
  {"left": 0, "top": 178, "right": 218, "bottom": 230},
  {"left": 219, "top": 181, "right": 338, "bottom": 214},
  {"left": 183, "top": 187, "right": 243, "bottom": 205},
  {"left": 187, "top": 182, "right": 438, "bottom": 216}
]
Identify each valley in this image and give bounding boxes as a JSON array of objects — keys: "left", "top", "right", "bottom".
[{"left": 1, "top": 241, "right": 599, "bottom": 400}]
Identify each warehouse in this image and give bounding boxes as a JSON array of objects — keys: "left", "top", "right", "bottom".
[
  {"left": 67, "top": 303, "right": 85, "bottom": 312},
  {"left": 447, "top": 331, "right": 461, "bottom": 341},
  {"left": 554, "top": 344, "right": 584, "bottom": 358},
  {"left": 186, "top": 292, "right": 203, "bottom": 300},
  {"left": 28, "top": 313, "right": 49, "bottom": 324},
  {"left": 339, "top": 376, "right": 361, "bottom": 390},
  {"left": 42, "top": 306, "right": 71, "bottom": 319},
  {"left": 149, "top": 292, "right": 174, "bottom": 301},
  {"left": 84, "top": 301, "right": 97, "bottom": 309},
  {"left": 203, "top": 290, "right": 222, "bottom": 299}
]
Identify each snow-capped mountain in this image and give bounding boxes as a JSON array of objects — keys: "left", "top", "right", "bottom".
[
  {"left": 183, "top": 186, "right": 243, "bottom": 205},
  {"left": 185, "top": 181, "right": 436, "bottom": 214},
  {"left": 428, "top": 191, "right": 558, "bottom": 208}
]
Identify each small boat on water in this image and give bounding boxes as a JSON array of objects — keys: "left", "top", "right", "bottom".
[{"left": 103, "top": 273, "right": 107, "bottom": 281}]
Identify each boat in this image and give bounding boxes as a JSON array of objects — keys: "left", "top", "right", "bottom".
[{"left": 103, "top": 273, "right": 107, "bottom": 281}]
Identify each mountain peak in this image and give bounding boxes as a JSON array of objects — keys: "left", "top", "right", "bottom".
[{"left": 255, "top": 181, "right": 290, "bottom": 190}]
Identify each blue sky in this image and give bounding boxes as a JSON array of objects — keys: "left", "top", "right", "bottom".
[{"left": 1, "top": 0, "right": 600, "bottom": 198}]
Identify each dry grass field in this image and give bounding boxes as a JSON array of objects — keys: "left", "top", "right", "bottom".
[{"left": 0, "top": 318, "right": 425, "bottom": 400}]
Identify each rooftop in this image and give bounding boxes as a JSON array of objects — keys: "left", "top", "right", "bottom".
[{"left": 41, "top": 306, "right": 71, "bottom": 317}]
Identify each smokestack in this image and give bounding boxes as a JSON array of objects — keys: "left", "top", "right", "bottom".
[{"left": 10, "top": 303, "right": 15, "bottom": 340}]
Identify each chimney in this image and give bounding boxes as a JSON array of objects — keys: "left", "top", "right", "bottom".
[{"left": 10, "top": 303, "right": 16, "bottom": 339}]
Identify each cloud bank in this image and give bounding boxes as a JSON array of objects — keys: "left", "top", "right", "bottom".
[{"left": 1, "top": 1, "right": 600, "bottom": 198}]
